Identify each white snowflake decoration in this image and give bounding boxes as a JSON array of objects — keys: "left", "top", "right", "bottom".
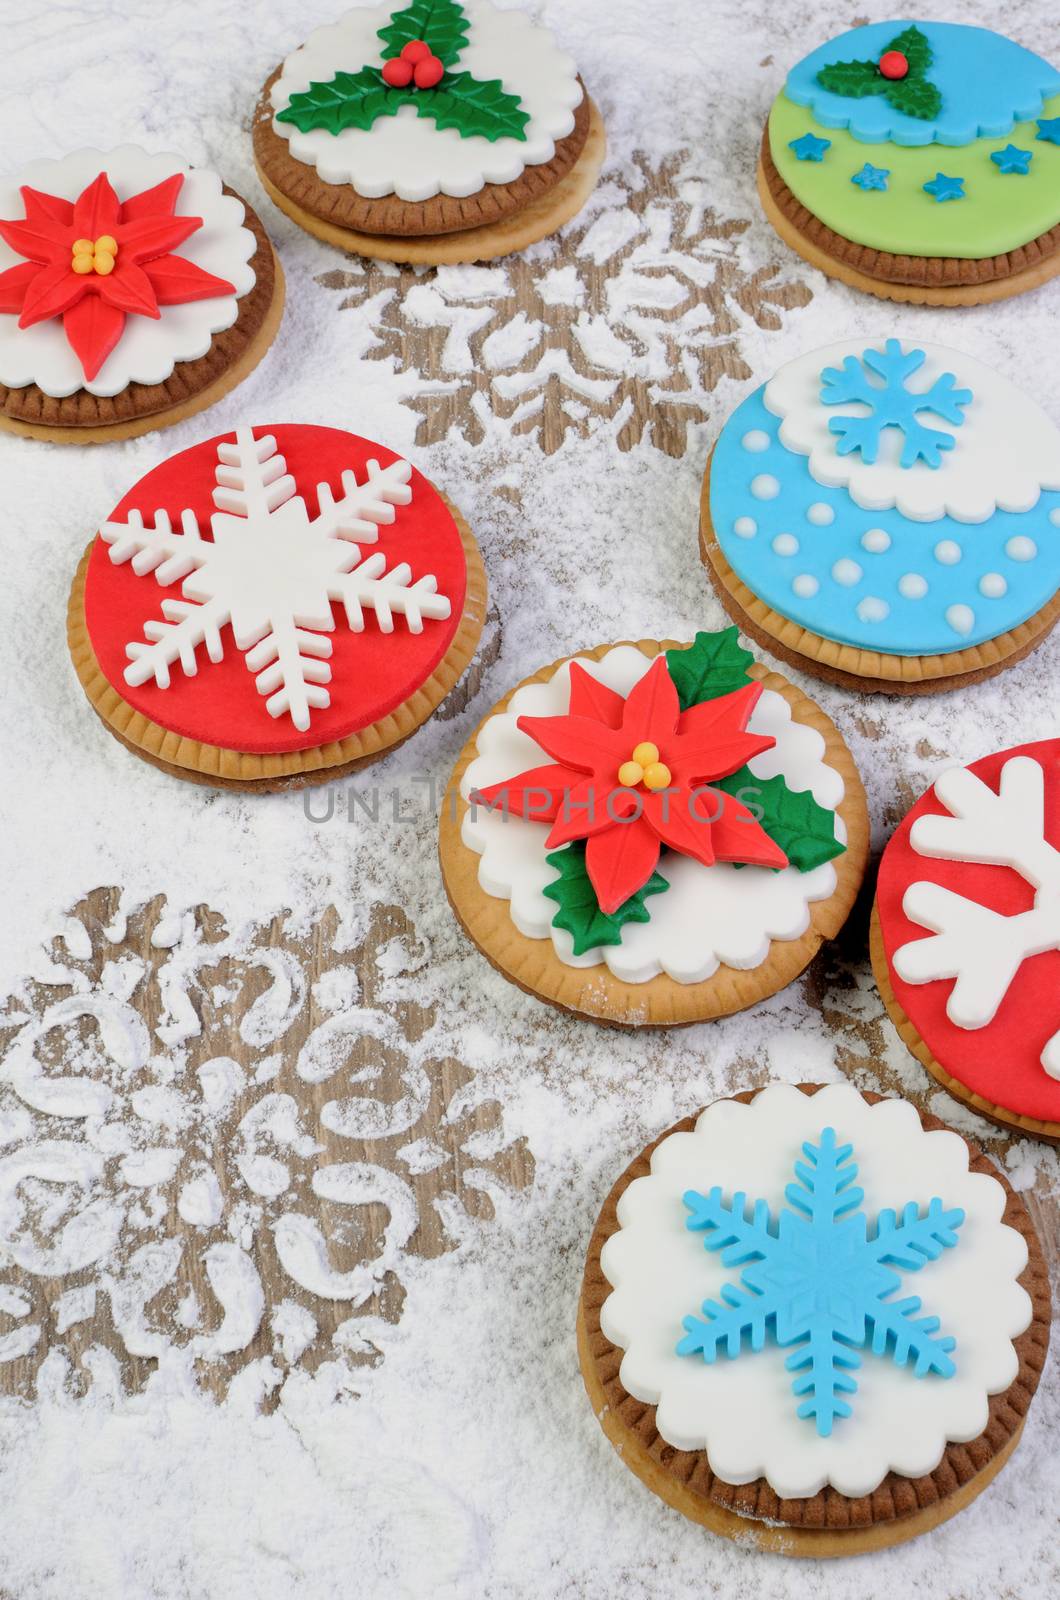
[
  {"left": 100, "top": 427, "right": 452, "bottom": 732},
  {"left": 893, "top": 756, "right": 1060, "bottom": 1079}
]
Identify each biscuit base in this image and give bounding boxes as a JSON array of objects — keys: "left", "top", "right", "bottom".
[
  {"left": 67, "top": 496, "right": 487, "bottom": 791},
  {"left": 869, "top": 904, "right": 1060, "bottom": 1143},
  {"left": 255, "top": 99, "right": 606, "bottom": 266},
  {"left": 438, "top": 640, "right": 869, "bottom": 1028},
  {"left": 579, "top": 1085, "right": 1051, "bottom": 1555},
  {"left": 699, "top": 449, "right": 1060, "bottom": 695},
  {"left": 757, "top": 157, "right": 1060, "bottom": 307},
  {"left": 0, "top": 254, "right": 285, "bottom": 446}
]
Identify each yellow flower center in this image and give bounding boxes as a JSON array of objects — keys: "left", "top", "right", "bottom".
[
  {"left": 71, "top": 235, "right": 118, "bottom": 275},
  {"left": 616, "top": 742, "right": 672, "bottom": 791}
]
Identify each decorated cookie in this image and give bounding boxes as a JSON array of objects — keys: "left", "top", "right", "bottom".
[
  {"left": 701, "top": 338, "right": 1060, "bottom": 693},
  {"left": 873, "top": 740, "right": 1060, "bottom": 1141},
  {"left": 0, "top": 147, "right": 282, "bottom": 443},
  {"left": 760, "top": 22, "right": 1060, "bottom": 304},
  {"left": 579, "top": 1081, "right": 1050, "bottom": 1555},
  {"left": 439, "top": 630, "right": 868, "bottom": 1026},
  {"left": 67, "top": 424, "right": 486, "bottom": 788},
  {"left": 253, "top": 0, "right": 605, "bottom": 265}
]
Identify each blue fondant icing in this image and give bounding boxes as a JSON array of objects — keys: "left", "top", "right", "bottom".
[
  {"left": 991, "top": 143, "right": 1033, "bottom": 173},
  {"left": 785, "top": 22, "right": 1060, "bottom": 148},
  {"left": 820, "top": 342, "right": 971, "bottom": 470},
  {"left": 788, "top": 131, "right": 832, "bottom": 160},
  {"left": 1036, "top": 116, "right": 1060, "bottom": 144},
  {"left": 711, "top": 386, "right": 1060, "bottom": 656},
  {"left": 851, "top": 162, "right": 890, "bottom": 190},
  {"left": 677, "top": 1128, "right": 963, "bottom": 1438},
  {"left": 923, "top": 172, "right": 966, "bottom": 202}
]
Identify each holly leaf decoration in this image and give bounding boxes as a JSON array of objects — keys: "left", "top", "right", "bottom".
[
  {"left": 378, "top": 0, "right": 469, "bottom": 69},
  {"left": 276, "top": 0, "right": 529, "bottom": 143},
  {"left": 544, "top": 843, "right": 669, "bottom": 956},
  {"left": 711, "top": 767, "right": 845, "bottom": 872},
  {"left": 815, "top": 23, "right": 940, "bottom": 122},
  {"left": 665, "top": 627, "right": 756, "bottom": 711}
]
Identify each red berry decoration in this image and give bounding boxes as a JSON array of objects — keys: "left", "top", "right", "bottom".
[
  {"left": 381, "top": 57, "right": 414, "bottom": 87},
  {"left": 878, "top": 50, "right": 909, "bottom": 80},
  {"left": 414, "top": 54, "right": 445, "bottom": 89},
  {"left": 400, "top": 40, "right": 432, "bottom": 64}
]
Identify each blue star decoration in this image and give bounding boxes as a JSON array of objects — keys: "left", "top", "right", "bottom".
[
  {"left": 991, "top": 145, "right": 1033, "bottom": 175},
  {"left": 819, "top": 340, "right": 972, "bottom": 470},
  {"left": 789, "top": 132, "right": 831, "bottom": 162},
  {"left": 676, "top": 1127, "right": 965, "bottom": 1437},
  {"left": 851, "top": 163, "right": 889, "bottom": 192},
  {"left": 1035, "top": 116, "right": 1060, "bottom": 145},
  {"left": 923, "top": 172, "right": 965, "bottom": 202}
]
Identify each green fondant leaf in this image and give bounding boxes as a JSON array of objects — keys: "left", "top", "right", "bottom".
[
  {"left": 884, "top": 75, "right": 943, "bottom": 121},
  {"left": 543, "top": 843, "right": 669, "bottom": 956},
  {"left": 711, "top": 767, "right": 845, "bottom": 873},
  {"left": 665, "top": 627, "right": 756, "bottom": 712},
  {"left": 884, "top": 23, "right": 933, "bottom": 75},
  {"left": 378, "top": 0, "right": 470, "bottom": 69},
  {"left": 816, "top": 59, "right": 883, "bottom": 98},
  {"left": 277, "top": 64, "right": 529, "bottom": 142}
]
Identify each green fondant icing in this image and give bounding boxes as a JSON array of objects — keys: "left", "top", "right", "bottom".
[{"left": 769, "top": 90, "right": 1060, "bottom": 257}]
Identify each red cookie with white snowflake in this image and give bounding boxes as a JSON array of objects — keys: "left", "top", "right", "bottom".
[
  {"left": 68, "top": 423, "right": 486, "bottom": 788},
  {"left": 0, "top": 147, "right": 283, "bottom": 443},
  {"left": 872, "top": 739, "right": 1060, "bottom": 1139}
]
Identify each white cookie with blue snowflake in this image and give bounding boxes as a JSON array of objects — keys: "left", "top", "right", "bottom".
[
  {"left": 706, "top": 337, "right": 1060, "bottom": 678},
  {"left": 596, "top": 1082, "right": 1037, "bottom": 1503}
]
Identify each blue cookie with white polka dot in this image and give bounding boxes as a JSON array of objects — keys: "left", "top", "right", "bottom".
[{"left": 709, "top": 388, "right": 1060, "bottom": 657}]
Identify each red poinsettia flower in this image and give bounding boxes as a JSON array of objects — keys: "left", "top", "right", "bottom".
[
  {"left": 475, "top": 656, "right": 789, "bottom": 914},
  {"left": 0, "top": 172, "right": 236, "bottom": 382}
]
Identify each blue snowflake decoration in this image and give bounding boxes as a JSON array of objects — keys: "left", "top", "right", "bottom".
[
  {"left": 788, "top": 132, "right": 831, "bottom": 161},
  {"left": 1035, "top": 117, "right": 1060, "bottom": 145},
  {"left": 851, "top": 162, "right": 889, "bottom": 191},
  {"left": 923, "top": 172, "right": 966, "bottom": 202},
  {"left": 991, "top": 144, "right": 1033, "bottom": 175},
  {"left": 819, "top": 340, "right": 973, "bottom": 470},
  {"left": 676, "top": 1127, "right": 965, "bottom": 1438}
]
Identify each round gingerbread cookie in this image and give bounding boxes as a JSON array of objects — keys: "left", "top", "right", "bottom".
[
  {"left": 700, "top": 337, "right": 1060, "bottom": 693},
  {"left": 760, "top": 22, "right": 1060, "bottom": 305},
  {"left": 253, "top": 0, "right": 605, "bottom": 265},
  {"left": 0, "top": 147, "right": 283, "bottom": 443},
  {"left": 439, "top": 629, "right": 868, "bottom": 1027},
  {"left": 580, "top": 1081, "right": 1050, "bottom": 1556},
  {"left": 872, "top": 739, "right": 1060, "bottom": 1141},
  {"left": 68, "top": 423, "right": 486, "bottom": 789}
]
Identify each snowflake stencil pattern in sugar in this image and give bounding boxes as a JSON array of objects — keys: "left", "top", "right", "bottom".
[
  {"left": 820, "top": 340, "right": 973, "bottom": 470},
  {"left": 100, "top": 428, "right": 450, "bottom": 731},
  {"left": 0, "top": 891, "right": 531, "bottom": 1405},
  {"left": 677, "top": 1126, "right": 964, "bottom": 1436},
  {"left": 317, "top": 151, "right": 812, "bottom": 458}
]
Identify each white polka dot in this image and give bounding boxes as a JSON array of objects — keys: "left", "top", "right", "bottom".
[
  {"left": 1050, "top": 508, "right": 1060, "bottom": 527},
  {"left": 793, "top": 575, "right": 820, "bottom": 598},
  {"left": 935, "top": 540, "right": 961, "bottom": 565},
  {"left": 742, "top": 429, "right": 771, "bottom": 452},
  {"left": 856, "top": 597, "right": 890, "bottom": 623},
  {"left": 946, "top": 603, "right": 975, "bottom": 636},
  {"left": 832, "top": 559, "right": 862, "bottom": 587},
  {"left": 751, "top": 474, "right": 780, "bottom": 500},
  {"left": 733, "top": 516, "right": 757, "bottom": 539},
  {"left": 979, "top": 572, "right": 1007, "bottom": 598},
  {"left": 1005, "top": 536, "right": 1037, "bottom": 562},
  {"left": 772, "top": 533, "right": 799, "bottom": 556},
  {"left": 861, "top": 528, "right": 891, "bottom": 553},
  {"left": 807, "top": 502, "right": 835, "bottom": 526},
  {"left": 898, "top": 573, "right": 928, "bottom": 599}
]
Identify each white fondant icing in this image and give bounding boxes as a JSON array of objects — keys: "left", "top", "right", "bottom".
[
  {"left": 742, "top": 429, "right": 770, "bottom": 452},
  {"left": 599, "top": 1083, "right": 1031, "bottom": 1500},
  {"left": 733, "top": 516, "right": 756, "bottom": 539},
  {"left": 831, "top": 558, "right": 861, "bottom": 587},
  {"left": 0, "top": 147, "right": 256, "bottom": 399},
  {"left": 806, "top": 501, "right": 834, "bottom": 526},
  {"left": 935, "top": 540, "right": 962, "bottom": 565},
  {"left": 750, "top": 474, "right": 780, "bottom": 500},
  {"left": 898, "top": 573, "right": 928, "bottom": 600},
  {"left": 793, "top": 574, "right": 819, "bottom": 598},
  {"left": 856, "top": 596, "right": 889, "bottom": 623},
  {"left": 946, "top": 604, "right": 975, "bottom": 635},
  {"left": 979, "top": 573, "right": 1007, "bottom": 599},
  {"left": 460, "top": 647, "right": 845, "bottom": 985},
  {"left": 772, "top": 533, "right": 798, "bottom": 556},
  {"left": 270, "top": 0, "right": 583, "bottom": 202},
  {"left": 861, "top": 528, "right": 890, "bottom": 553},
  {"left": 1005, "top": 536, "right": 1037, "bottom": 562},
  {"left": 1050, "top": 508, "right": 1060, "bottom": 527},
  {"left": 764, "top": 341, "right": 1060, "bottom": 524}
]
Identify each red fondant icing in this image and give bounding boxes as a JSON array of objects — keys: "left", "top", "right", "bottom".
[
  {"left": 82, "top": 424, "right": 468, "bottom": 757},
  {"left": 877, "top": 738, "right": 1060, "bottom": 1125}
]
